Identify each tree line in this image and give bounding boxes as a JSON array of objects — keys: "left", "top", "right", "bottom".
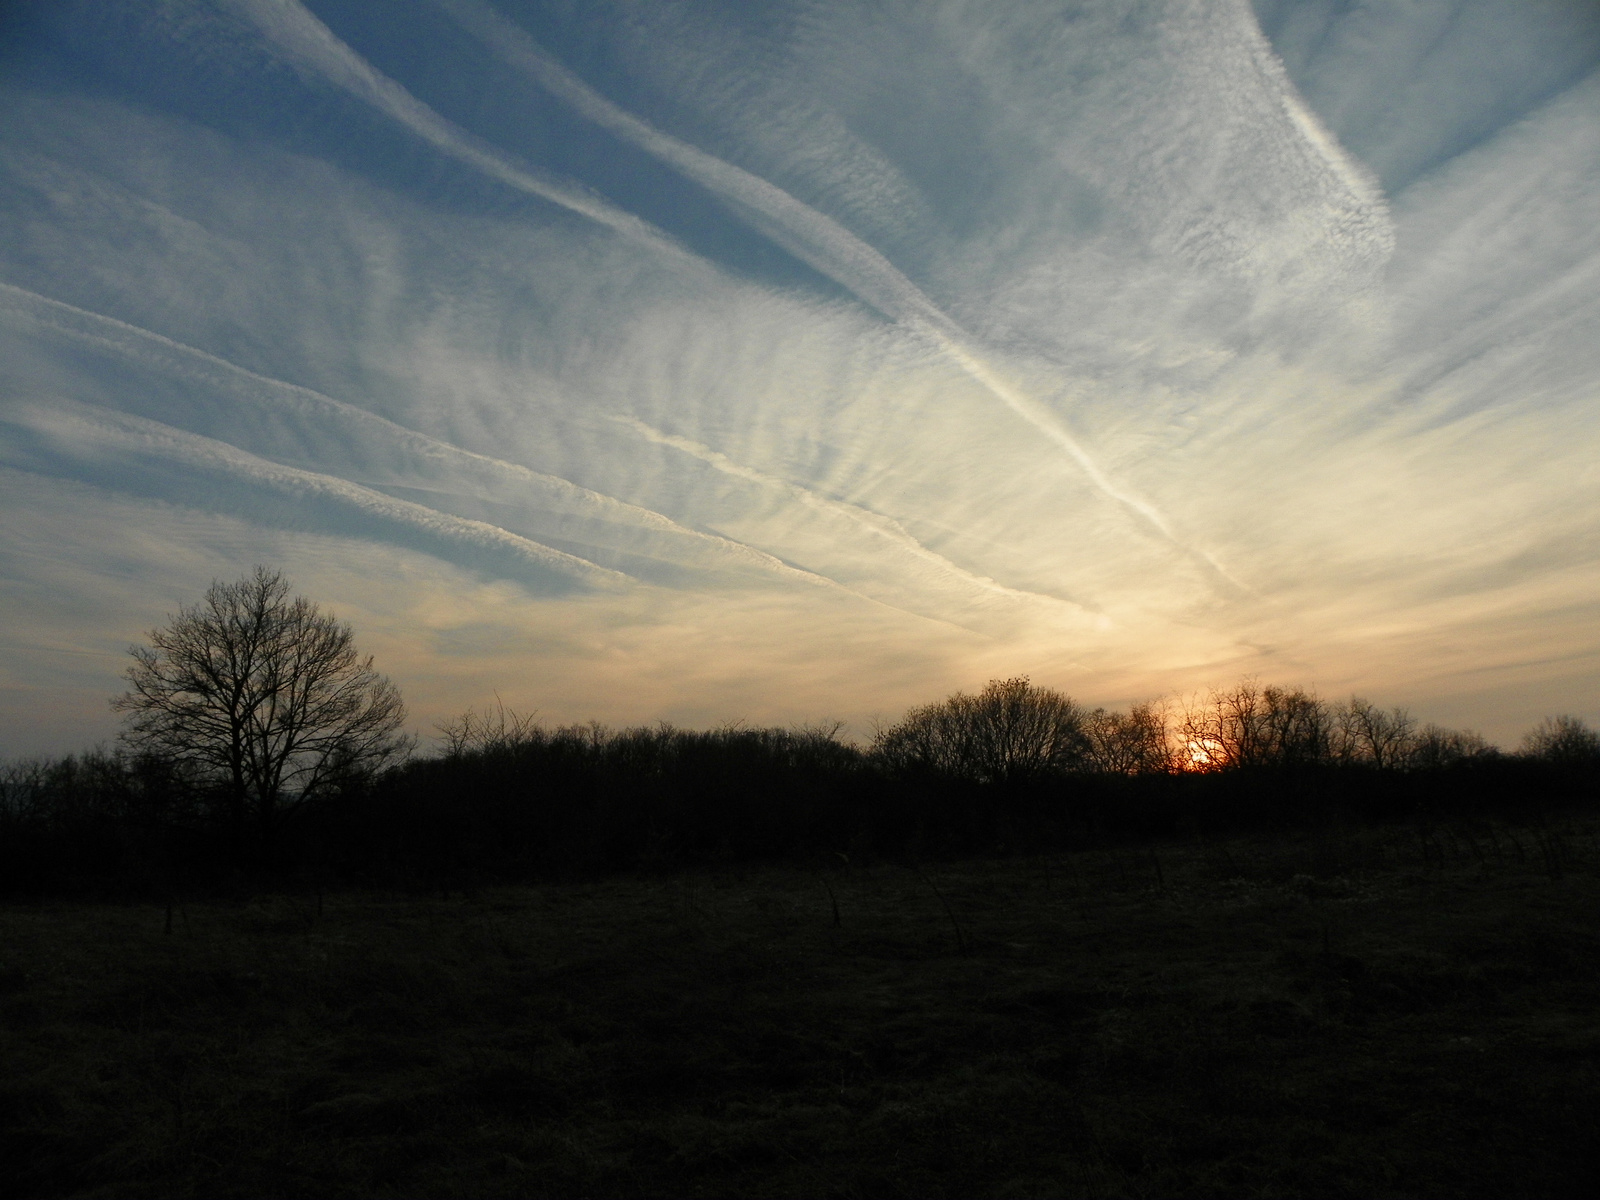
[{"left": 2, "top": 569, "right": 1597, "bottom": 897}]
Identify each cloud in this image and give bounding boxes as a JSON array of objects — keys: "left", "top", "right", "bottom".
[
  {"left": 2, "top": 396, "right": 631, "bottom": 593},
  {"left": 0, "top": 280, "right": 842, "bottom": 590},
  {"left": 225, "top": 0, "right": 694, "bottom": 265},
  {"left": 238, "top": 0, "right": 1219, "bottom": 584},
  {"left": 1, "top": 0, "right": 1597, "bottom": 752},
  {"left": 1253, "top": 0, "right": 1600, "bottom": 193},
  {"left": 1384, "top": 72, "right": 1600, "bottom": 418}
]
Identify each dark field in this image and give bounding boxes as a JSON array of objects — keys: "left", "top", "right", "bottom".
[{"left": 3, "top": 816, "right": 1598, "bottom": 1198}]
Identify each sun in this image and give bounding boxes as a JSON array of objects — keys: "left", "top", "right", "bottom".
[{"left": 1184, "top": 737, "right": 1225, "bottom": 772}]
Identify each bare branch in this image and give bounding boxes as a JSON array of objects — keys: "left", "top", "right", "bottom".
[{"left": 112, "top": 566, "right": 411, "bottom": 842}]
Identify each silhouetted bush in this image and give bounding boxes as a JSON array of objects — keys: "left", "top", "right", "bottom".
[
  {"left": 4, "top": 680, "right": 1597, "bottom": 898},
  {"left": 872, "top": 677, "right": 1088, "bottom": 785},
  {"left": 1521, "top": 715, "right": 1600, "bottom": 765},
  {"left": 0, "top": 750, "right": 218, "bottom": 896}
]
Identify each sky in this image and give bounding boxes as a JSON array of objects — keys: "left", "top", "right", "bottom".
[{"left": 2, "top": 0, "right": 1599, "bottom": 756}]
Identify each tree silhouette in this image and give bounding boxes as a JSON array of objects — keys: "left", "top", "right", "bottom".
[
  {"left": 1521, "top": 715, "right": 1600, "bottom": 765},
  {"left": 1083, "top": 702, "right": 1174, "bottom": 774},
  {"left": 113, "top": 567, "right": 410, "bottom": 844},
  {"left": 1334, "top": 697, "right": 1416, "bottom": 769},
  {"left": 873, "top": 677, "right": 1087, "bottom": 786},
  {"left": 1408, "top": 724, "right": 1495, "bottom": 770},
  {"left": 1179, "top": 681, "right": 1330, "bottom": 771}
]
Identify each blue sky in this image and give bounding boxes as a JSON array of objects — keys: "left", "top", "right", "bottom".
[{"left": 3, "top": 0, "right": 1599, "bottom": 754}]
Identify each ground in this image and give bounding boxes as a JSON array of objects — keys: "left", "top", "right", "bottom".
[{"left": 3, "top": 814, "right": 1598, "bottom": 1197}]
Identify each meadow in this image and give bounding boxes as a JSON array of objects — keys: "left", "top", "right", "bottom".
[{"left": 3, "top": 810, "right": 1598, "bottom": 1198}]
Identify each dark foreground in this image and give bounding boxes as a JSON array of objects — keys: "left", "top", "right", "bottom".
[{"left": 3, "top": 815, "right": 1598, "bottom": 1198}]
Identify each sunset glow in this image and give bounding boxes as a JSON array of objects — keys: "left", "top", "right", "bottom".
[{"left": 1184, "top": 740, "right": 1226, "bottom": 774}]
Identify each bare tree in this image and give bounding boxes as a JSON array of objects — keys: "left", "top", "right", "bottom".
[
  {"left": 1083, "top": 702, "right": 1175, "bottom": 774},
  {"left": 113, "top": 567, "right": 411, "bottom": 842},
  {"left": 1333, "top": 697, "right": 1417, "bottom": 770},
  {"left": 438, "top": 695, "right": 543, "bottom": 757},
  {"left": 1521, "top": 715, "right": 1600, "bottom": 765},
  {"left": 873, "top": 677, "right": 1086, "bottom": 785},
  {"left": 1409, "top": 724, "right": 1496, "bottom": 770},
  {"left": 1178, "top": 680, "right": 1265, "bottom": 771},
  {"left": 1179, "top": 681, "right": 1330, "bottom": 771}
]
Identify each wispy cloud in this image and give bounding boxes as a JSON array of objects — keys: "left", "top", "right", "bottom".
[
  {"left": 0, "top": 280, "right": 839, "bottom": 590},
  {"left": 225, "top": 0, "right": 693, "bottom": 266},
  {"left": 435, "top": 0, "right": 1231, "bottom": 576},
  {"left": 1, "top": 0, "right": 1597, "bottom": 752},
  {"left": 3, "top": 398, "right": 629, "bottom": 592},
  {"left": 612, "top": 412, "right": 1084, "bottom": 624}
]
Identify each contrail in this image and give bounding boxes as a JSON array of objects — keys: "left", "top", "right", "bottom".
[
  {"left": 224, "top": 0, "right": 698, "bottom": 271},
  {"left": 1, "top": 280, "right": 1075, "bottom": 621},
  {"left": 613, "top": 415, "right": 1084, "bottom": 610},
  {"left": 434, "top": 0, "right": 1242, "bottom": 580},
  {"left": 229, "top": 0, "right": 1234, "bottom": 585},
  {"left": 8, "top": 400, "right": 631, "bottom": 590},
  {"left": 0, "top": 280, "right": 833, "bottom": 589},
  {"left": 1236, "top": 10, "right": 1388, "bottom": 220}
]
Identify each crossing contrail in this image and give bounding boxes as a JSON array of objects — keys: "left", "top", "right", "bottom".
[
  {"left": 434, "top": 0, "right": 1211, "bottom": 555},
  {"left": 229, "top": 0, "right": 1240, "bottom": 589}
]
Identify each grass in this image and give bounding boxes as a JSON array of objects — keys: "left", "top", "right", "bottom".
[{"left": 3, "top": 813, "right": 1599, "bottom": 1198}]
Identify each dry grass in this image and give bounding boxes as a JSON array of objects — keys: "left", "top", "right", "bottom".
[{"left": 3, "top": 813, "right": 1599, "bottom": 1197}]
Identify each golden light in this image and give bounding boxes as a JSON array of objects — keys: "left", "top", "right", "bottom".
[{"left": 1185, "top": 738, "right": 1226, "bottom": 772}]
